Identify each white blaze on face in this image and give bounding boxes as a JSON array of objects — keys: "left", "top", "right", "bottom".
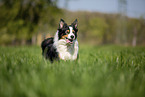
[{"left": 68, "top": 26, "right": 75, "bottom": 40}]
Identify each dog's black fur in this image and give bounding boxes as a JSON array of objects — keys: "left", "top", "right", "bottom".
[{"left": 41, "top": 38, "right": 58, "bottom": 62}]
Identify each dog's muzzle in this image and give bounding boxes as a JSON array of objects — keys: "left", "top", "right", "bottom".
[{"left": 66, "top": 37, "right": 73, "bottom": 44}]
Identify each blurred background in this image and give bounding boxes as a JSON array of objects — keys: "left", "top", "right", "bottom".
[{"left": 0, "top": 0, "right": 145, "bottom": 46}]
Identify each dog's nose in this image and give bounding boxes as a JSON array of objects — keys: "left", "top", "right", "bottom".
[{"left": 70, "top": 35, "right": 74, "bottom": 39}]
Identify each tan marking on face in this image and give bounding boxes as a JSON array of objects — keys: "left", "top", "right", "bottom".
[
  {"left": 67, "top": 30, "right": 70, "bottom": 34},
  {"left": 61, "top": 35, "right": 68, "bottom": 39},
  {"left": 72, "top": 30, "right": 75, "bottom": 33}
]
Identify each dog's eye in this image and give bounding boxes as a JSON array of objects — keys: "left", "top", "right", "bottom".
[{"left": 73, "top": 30, "right": 75, "bottom": 33}]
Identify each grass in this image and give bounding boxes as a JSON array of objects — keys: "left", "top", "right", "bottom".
[{"left": 0, "top": 45, "right": 145, "bottom": 97}]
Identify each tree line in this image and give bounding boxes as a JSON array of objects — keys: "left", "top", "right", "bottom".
[
  {"left": 0, "top": 0, "right": 145, "bottom": 46},
  {"left": 0, "top": 0, "right": 60, "bottom": 45}
]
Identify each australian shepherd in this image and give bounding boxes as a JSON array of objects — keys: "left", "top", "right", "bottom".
[{"left": 41, "top": 19, "right": 79, "bottom": 62}]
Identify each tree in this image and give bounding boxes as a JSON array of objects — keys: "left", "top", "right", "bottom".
[{"left": 0, "top": 0, "right": 58, "bottom": 45}]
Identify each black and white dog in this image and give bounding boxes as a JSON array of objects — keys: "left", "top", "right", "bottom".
[{"left": 41, "top": 19, "right": 79, "bottom": 62}]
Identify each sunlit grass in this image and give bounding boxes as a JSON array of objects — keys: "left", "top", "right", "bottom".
[{"left": 0, "top": 45, "right": 145, "bottom": 97}]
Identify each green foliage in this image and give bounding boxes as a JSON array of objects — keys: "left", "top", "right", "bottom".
[
  {"left": 0, "top": 46, "right": 145, "bottom": 97},
  {"left": 38, "top": 6, "right": 64, "bottom": 34},
  {"left": 88, "top": 17, "right": 109, "bottom": 43},
  {"left": 0, "top": 0, "right": 59, "bottom": 44}
]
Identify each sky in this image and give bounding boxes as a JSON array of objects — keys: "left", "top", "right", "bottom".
[{"left": 57, "top": 0, "right": 145, "bottom": 18}]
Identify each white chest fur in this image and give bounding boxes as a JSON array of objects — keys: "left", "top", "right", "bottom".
[{"left": 57, "top": 39, "right": 79, "bottom": 60}]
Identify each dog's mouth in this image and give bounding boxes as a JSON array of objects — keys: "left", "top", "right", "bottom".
[{"left": 66, "top": 38, "right": 73, "bottom": 44}]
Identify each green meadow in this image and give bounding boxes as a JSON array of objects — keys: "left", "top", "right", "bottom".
[{"left": 0, "top": 45, "right": 145, "bottom": 97}]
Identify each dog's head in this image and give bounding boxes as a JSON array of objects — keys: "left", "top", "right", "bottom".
[{"left": 57, "top": 19, "right": 78, "bottom": 45}]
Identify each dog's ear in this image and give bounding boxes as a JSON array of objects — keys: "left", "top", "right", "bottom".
[
  {"left": 72, "top": 19, "right": 78, "bottom": 29},
  {"left": 59, "top": 19, "right": 66, "bottom": 29}
]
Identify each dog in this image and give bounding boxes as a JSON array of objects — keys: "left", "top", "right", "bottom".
[{"left": 41, "top": 19, "right": 79, "bottom": 62}]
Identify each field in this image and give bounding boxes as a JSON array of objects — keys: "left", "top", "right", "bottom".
[{"left": 0, "top": 45, "right": 145, "bottom": 97}]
